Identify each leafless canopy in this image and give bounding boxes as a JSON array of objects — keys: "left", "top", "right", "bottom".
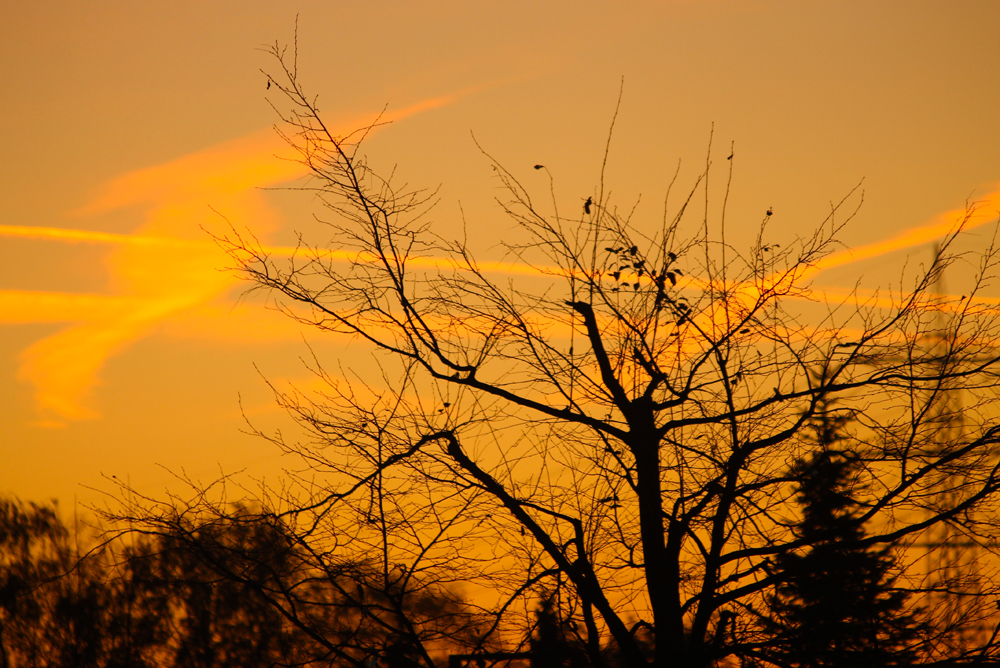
[{"left": 115, "top": 43, "right": 1000, "bottom": 668}]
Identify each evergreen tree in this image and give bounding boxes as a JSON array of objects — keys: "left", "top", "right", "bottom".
[
  {"left": 765, "top": 407, "right": 924, "bottom": 667},
  {"left": 530, "top": 597, "right": 589, "bottom": 668}
]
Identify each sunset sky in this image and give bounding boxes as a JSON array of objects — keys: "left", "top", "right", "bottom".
[{"left": 2, "top": 1, "right": 999, "bottom": 510}]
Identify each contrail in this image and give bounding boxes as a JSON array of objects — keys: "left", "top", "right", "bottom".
[
  {"left": 799, "top": 187, "right": 1000, "bottom": 281},
  {"left": 0, "top": 224, "right": 557, "bottom": 277},
  {"left": 0, "top": 224, "right": 210, "bottom": 248}
]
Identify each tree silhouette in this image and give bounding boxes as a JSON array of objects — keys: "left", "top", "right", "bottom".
[
  {"left": 0, "top": 495, "right": 482, "bottom": 667},
  {"left": 0, "top": 497, "right": 170, "bottom": 668},
  {"left": 762, "top": 398, "right": 925, "bottom": 667},
  {"left": 110, "top": 40, "right": 1000, "bottom": 668},
  {"left": 107, "top": 499, "right": 485, "bottom": 668}
]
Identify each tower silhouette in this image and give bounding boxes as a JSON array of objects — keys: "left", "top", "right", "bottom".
[{"left": 919, "top": 243, "right": 989, "bottom": 655}]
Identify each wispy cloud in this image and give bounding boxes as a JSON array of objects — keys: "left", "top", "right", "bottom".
[
  {"left": 3, "top": 93, "right": 471, "bottom": 422},
  {"left": 18, "top": 129, "right": 299, "bottom": 420}
]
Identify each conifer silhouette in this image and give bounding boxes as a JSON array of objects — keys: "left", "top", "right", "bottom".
[
  {"left": 529, "top": 597, "right": 588, "bottom": 668},
  {"left": 765, "top": 401, "right": 924, "bottom": 667}
]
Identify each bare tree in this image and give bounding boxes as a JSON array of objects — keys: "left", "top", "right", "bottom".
[{"left": 115, "top": 42, "right": 1000, "bottom": 668}]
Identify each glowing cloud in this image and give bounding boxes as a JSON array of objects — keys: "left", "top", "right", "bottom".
[
  {"left": 5, "top": 93, "right": 469, "bottom": 421},
  {"left": 15, "top": 129, "right": 300, "bottom": 419}
]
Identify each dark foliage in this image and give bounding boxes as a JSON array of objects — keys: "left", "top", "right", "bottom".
[{"left": 0, "top": 496, "right": 477, "bottom": 668}]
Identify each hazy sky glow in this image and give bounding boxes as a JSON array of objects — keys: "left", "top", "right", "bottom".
[{"left": 2, "top": 1, "right": 999, "bottom": 508}]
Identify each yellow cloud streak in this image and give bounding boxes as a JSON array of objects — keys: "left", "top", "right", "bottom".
[
  {"left": 0, "top": 224, "right": 557, "bottom": 278},
  {"left": 0, "top": 225, "right": 207, "bottom": 248},
  {"left": 6, "top": 188, "right": 996, "bottom": 316},
  {"left": 800, "top": 187, "right": 1000, "bottom": 281},
  {"left": 3, "top": 205, "right": 995, "bottom": 334},
  {"left": 686, "top": 184, "right": 1000, "bottom": 335},
  {"left": 4, "top": 92, "right": 472, "bottom": 421}
]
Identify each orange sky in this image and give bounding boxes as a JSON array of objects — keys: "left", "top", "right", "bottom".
[{"left": 1, "top": 1, "right": 999, "bottom": 508}]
